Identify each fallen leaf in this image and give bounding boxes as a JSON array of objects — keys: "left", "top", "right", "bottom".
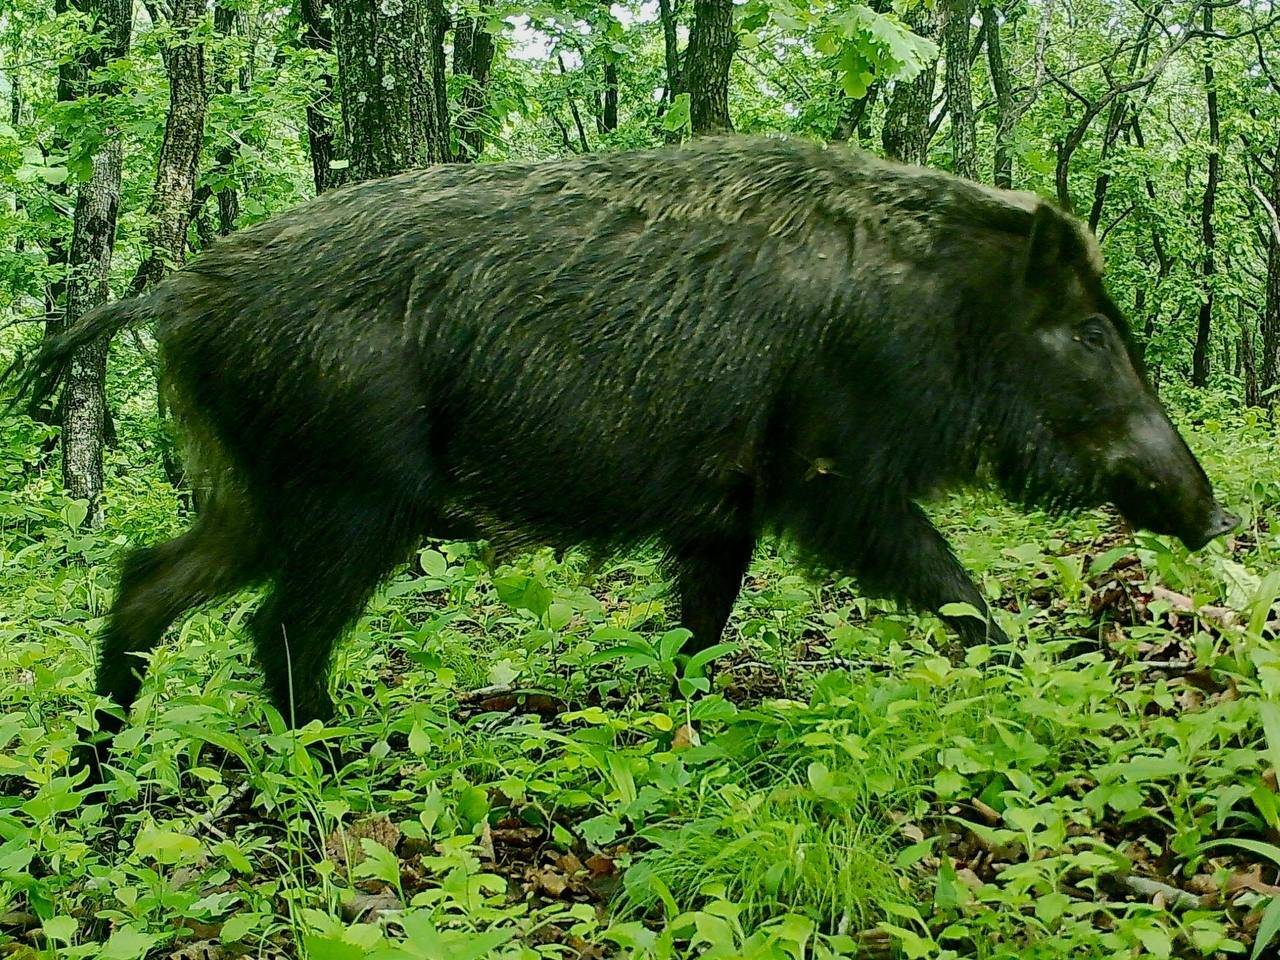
[
  {"left": 673, "top": 724, "right": 700, "bottom": 750},
  {"left": 169, "top": 942, "right": 230, "bottom": 960},
  {"left": 533, "top": 866, "right": 569, "bottom": 897},
  {"left": 340, "top": 889, "right": 402, "bottom": 923},
  {"left": 900, "top": 822, "right": 926, "bottom": 843},
  {"left": 585, "top": 853, "right": 615, "bottom": 877},
  {"left": 476, "top": 821, "right": 495, "bottom": 863},
  {"left": 557, "top": 851, "right": 584, "bottom": 875},
  {"left": 1226, "top": 863, "right": 1280, "bottom": 898},
  {"left": 325, "top": 814, "right": 402, "bottom": 870}
]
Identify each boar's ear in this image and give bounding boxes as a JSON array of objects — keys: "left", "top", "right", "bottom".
[{"left": 1021, "top": 202, "right": 1076, "bottom": 287}]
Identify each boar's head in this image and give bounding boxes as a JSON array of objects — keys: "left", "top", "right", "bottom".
[{"left": 988, "top": 203, "right": 1237, "bottom": 551}]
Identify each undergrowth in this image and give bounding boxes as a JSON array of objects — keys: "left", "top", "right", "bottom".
[{"left": 1, "top": 391, "right": 1279, "bottom": 959}]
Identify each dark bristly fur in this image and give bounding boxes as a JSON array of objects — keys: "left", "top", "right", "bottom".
[{"left": 1, "top": 136, "right": 1234, "bottom": 777}]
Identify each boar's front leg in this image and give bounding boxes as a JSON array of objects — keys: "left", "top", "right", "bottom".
[
  {"left": 670, "top": 535, "right": 756, "bottom": 655},
  {"left": 850, "top": 501, "right": 1007, "bottom": 649}
]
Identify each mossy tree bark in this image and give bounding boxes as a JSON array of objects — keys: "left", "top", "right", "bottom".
[
  {"left": 60, "top": 0, "right": 132, "bottom": 527},
  {"left": 334, "top": 0, "right": 450, "bottom": 179}
]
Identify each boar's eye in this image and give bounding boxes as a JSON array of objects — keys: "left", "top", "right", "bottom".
[{"left": 1074, "top": 316, "right": 1111, "bottom": 351}]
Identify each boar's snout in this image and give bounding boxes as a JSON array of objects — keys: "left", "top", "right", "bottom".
[
  {"left": 1181, "top": 504, "right": 1240, "bottom": 551},
  {"left": 1103, "top": 407, "right": 1237, "bottom": 551}
]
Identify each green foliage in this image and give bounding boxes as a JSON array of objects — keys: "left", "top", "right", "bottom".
[{"left": 2, "top": 399, "right": 1279, "bottom": 956}]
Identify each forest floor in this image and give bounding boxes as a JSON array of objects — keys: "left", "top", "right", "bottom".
[{"left": 1, "top": 390, "right": 1279, "bottom": 960}]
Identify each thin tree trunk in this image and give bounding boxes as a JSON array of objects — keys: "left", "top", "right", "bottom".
[
  {"left": 657, "top": 0, "right": 682, "bottom": 100},
  {"left": 982, "top": 3, "right": 1012, "bottom": 187},
  {"left": 299, "top": 0, "right": 347, "bottom": 192},
  {"left": 882, "top": 6, "right": 938, "bottom": 165},
  {"left": 44, "top": 0, "right": 79, "bottom": 350},
  {"left": 832, "top": 85, "right": 880, "bottom": 144},
  {"left": 1192, "top": 3, "right": 1218, "bottom": 388},
  {"left": 601, "top": 60, "right": 619, "bottom": 133},
  {"left": 941, "top": 0, "right": 977, "bottom": 180},
  {"left": 426, "top": 0, "right": 451, "bottom": 157},
  {"left": 1086, "top": 20, "right": 1153, "bottom": 232},
  {"left": 213, "top": 0, "right": 246, "bottom": 235},
  {"left": 333, "top": 0, "right": 449, "bottom": 180},
  {"left": 1261, "top": 139, "right": 1280, "bottom": 404},
  {"left": 61, "top": 0, "right": 132, "bottom": 527},
  {"left": 451, "top": 0, "right": 496, "bottom": 162},
  {"left": 1127, "top": 113, "right": 1172, "bottom": 354},
  {"left": 130, "top": 0, "right": 208, "bottom": 295},
  {"left": 1241, "top": 307, "right": 1259, "bottom": 406},
  {"left": 557, "top": 55, "right": 591, "bottom": 153},
  {"left": 686, "top": 0, "right": 736, "bottom": 134}
]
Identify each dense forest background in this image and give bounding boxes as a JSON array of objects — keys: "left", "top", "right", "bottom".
[
  {"left": 2, "top": 0, "right": 1280, "bottom": 521},
  {"left": 4, "top": 3, "right": 1280, "bottom": 960}
]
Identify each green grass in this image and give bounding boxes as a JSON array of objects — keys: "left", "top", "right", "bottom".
[{"left": 2, "top": 393, "right": 1279, "bottom": 958}]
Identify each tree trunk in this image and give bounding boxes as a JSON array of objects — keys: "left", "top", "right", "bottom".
[
  {"left": 213, "top": 0, "right": 246, "bottom": 235},
  {"left": 334, "top": 0, "right": 450, "bottom": 179},
  {"left": 1241, "top": 309, "right": 1258, "bottom": 406},
  {"left": 832, "top": 85, "right": 880, "bottom": 144},
  {"left": 60, "top": 0, "right": 132, "bottom": 527},
  {"left": 426, "top": 0, "right": 451, "bottom": 156},
  {"left": 131, "top": 0, "right": 208, "bottom": 295},
  {"left": 882, "top": 6, "right": 938, "bottom": 165},
  {"left": 299, "top": 0, "right": 348, "bottom": 192},
  {"left": 686, "top": 0, "right": 736, "bottom": 134},
  {"left": 451, "top": 0, "right": 496, "bottom": 161},
  {"left": 601, "top": 60, "right": 619, "bottom": 133},
  {"left": 1261, "top": 136, "right": 1280, "bottom": 405},
  {"left": 1085, "top": 19, "right": 1153, "bottom": 232},
  {"left": 556, "top": 55, "right": 591, "bottom": 153},
  {"left": 1191, "top": 3, "right": 1217, "bottom": 388},
  {"left": 1126, "top": 113, "right": 1171, "bottom": 360},
  {"left": 657, "top": 0, "right": 682, "bottom": 100},
  {"left": 941, "top": 0, "right": 977, "bottom": 180},
  {"left": 981, "top": 3, "right": 1012, "bottom": 187},
  {"left": 39, "top": 0, "right": 79, "bottom": 416}
]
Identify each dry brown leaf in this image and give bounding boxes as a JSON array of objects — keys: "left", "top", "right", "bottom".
[
  {"left": 492, "top": 825, "right": 543, "bottom": 846},
  {"left": 673, "top": 724, "right": 701, "bottom": 750},
  {"left": 533, "top": 866, "right": 569, "bottom": 897},
  {"left": 567, "top": 935, "right": 607, "bottom": 959},
  {"left": 900, "top": 822, "right": 926, "bottom": 843},
  {"left": 168, "top": 943, "right": 229, "bottom": 960},
  {"left": 340, "top": 890, "right": 402, "bottom": 923},
  {"left": 1185, "top": 873, "right": 1219, "bottom": 897},
  {"left": 557, "top": 851, "right": 585, "bottom": 875},
  {"left": 476, "top": 821, "right": 496, "bottom": 863},
  {"left": 586, "top": 853, "right": 616, "bottom": 877},
  {"left": 1226, "top": 863, "right": 1280, "bottom": 898},
  {"left": 325, "top": 814, "right": 402, "bottom": 870}
]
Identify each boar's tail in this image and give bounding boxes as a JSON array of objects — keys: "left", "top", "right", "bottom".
[{"left": 1, "top": 295, "right": 153, "bottom": 416}]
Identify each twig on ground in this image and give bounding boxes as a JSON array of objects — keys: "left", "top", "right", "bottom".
[
  {"left": 725, "top": 657, "right": 893, "bottom": 674},
  {"left": 1150, "top": 586, "right": 1241, "bottom": 630},
  {"left": 181, "top": 780, "right": 251, "bottom": 841},
  {"left": 1122, "top": 875, "right": 1204, "bottom": 911}
]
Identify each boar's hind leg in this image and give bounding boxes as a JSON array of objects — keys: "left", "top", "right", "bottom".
[
  {"left": 80, "top": 509, "right": 261, "bottom": 775},
  {"left": 249, "top": 500, "right": 419, "bottom": 729},
  {"left": 671, "top": 536, "right": 755, "bottom": 655},
  {"left": 851, "top": 502, "right": 1007, "bottom": 649}
]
